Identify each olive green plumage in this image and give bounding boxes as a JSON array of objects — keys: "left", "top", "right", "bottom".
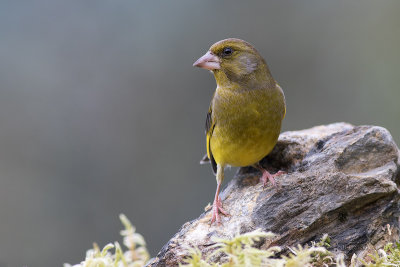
[
  {"left": 203, "top": 38, "right": 286, "bottom": 172},
  {"left": 194, "top": 38, "right": 286, "bottom": 223}
]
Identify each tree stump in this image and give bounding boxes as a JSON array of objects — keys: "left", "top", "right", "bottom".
[{"left": 147, "top": 123, "right": 400, "bottom": 266}]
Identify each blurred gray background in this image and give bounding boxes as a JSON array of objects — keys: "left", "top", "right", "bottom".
[{"left": 0, "top": 1, "right": 399, "bottom": 266}]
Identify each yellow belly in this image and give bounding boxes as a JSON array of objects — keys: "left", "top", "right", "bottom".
[
  {"left": 211, "top": 123, "right": 280, "bottom": 167},
  {"left": 210, "top": 87, "right": 284, "bottom": 167}
]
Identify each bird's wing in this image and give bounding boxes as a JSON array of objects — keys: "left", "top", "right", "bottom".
[
  {"left": 276, "top": 83, "right": 286, "bottom": 119},
  {"left": 205, "top": 99, "right": 217, "bottom": 174}
]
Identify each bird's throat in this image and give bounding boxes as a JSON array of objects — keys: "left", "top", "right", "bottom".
[{"left": 213, "top": 68, "right": 275, "bottom": 91}]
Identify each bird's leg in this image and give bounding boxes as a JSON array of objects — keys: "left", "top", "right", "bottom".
[
  {"left": 255, "top": 164, "right": 285, "bottom": 188},
  {"left": 211, "top": 165, "right": 229, "bottom": 224}
]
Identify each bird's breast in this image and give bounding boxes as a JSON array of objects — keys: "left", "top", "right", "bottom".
[{"left": 210, "top": 87, "right": 284, "bottom": 167}]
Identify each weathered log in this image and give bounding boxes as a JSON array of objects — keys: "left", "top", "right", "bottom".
[{"left": 147, "top": 123, "right": 400, "bottom": 266}]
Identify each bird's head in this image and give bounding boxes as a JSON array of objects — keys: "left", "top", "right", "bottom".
[{"left": 193, "top": 38, "right": 273, "bottom": 88}]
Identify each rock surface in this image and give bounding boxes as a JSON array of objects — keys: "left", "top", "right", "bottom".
[{"left": 147, "top": 123, "right": 400, "bottom": 266}]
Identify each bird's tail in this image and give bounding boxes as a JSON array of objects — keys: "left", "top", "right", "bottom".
[{"left": 199, "top": 154, "right": 210, "bottom": 164}]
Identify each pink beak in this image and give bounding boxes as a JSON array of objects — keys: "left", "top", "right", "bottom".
[{"left": 193, "top": 51, "right": 220, "bottom": 70}]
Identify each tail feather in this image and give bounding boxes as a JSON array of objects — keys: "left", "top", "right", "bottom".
[{"left": 199, "top": 154, "right": 210, "bottom": 164}]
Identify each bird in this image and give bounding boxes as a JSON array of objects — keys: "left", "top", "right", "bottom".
[{"left": 193, "top": 38, "right": 286, "bottom": 224}]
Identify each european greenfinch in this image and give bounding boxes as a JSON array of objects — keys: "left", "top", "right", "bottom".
[{"left": 193, "top": 38, "right": 286, "bottom": 224}]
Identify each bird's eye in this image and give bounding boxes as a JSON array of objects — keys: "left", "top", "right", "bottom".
[{"left": 222, "top": 47, "right": 233, "bottom": 56}]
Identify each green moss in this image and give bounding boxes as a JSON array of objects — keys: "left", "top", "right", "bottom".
[
  {"left": 181, "top": 230, "right": 338, "bottom": 267},
  {"left": 64, "top": 214, "right": 149, "bottom": 267},
  {"left": 65, "top": 215, "right": 400, "bottom": 267},
  {"left": 360, "top": 241, "right": 400, "bottom": 267}
]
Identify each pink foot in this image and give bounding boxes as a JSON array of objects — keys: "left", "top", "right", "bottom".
[
  {"left": 210, "top": 196, "right": 229, "bottom": 224},
  {"left": 260, "top": 170, "right": 286, "bottom": 188}
]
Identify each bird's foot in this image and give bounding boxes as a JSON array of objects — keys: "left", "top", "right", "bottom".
[
  {"left": 210, "top": 196, "right": 229, "bottom": 225},
  {"left": 260, "top": 170, "right": 286, "bottom": 188}
]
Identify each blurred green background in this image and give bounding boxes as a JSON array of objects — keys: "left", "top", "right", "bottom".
[{"left": 0, "top": 1, "right": 399, "bottom": 266}]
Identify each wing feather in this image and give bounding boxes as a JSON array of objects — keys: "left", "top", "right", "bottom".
[{"left": 205, "top": 98, "right": 217, "bottom": 174}]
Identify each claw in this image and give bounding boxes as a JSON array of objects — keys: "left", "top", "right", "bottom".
[
  {"left": 260, "top": 169, "right": 286, "bottom": 188},
  {"left": 210, "top": 196, "right": 230, "bottom": 225}
]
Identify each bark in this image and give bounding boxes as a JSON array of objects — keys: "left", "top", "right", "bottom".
[{"left": 147, "top": 123, "right": 400, "bottom": 266}]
